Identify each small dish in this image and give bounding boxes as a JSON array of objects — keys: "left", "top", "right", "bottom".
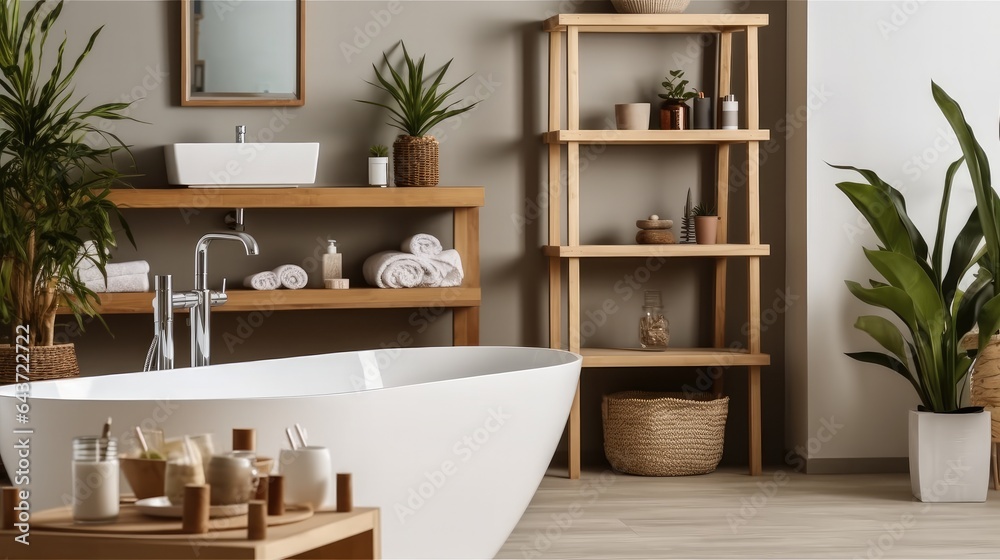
[{"left": 134, "top": 496, "right": 247, "bottom": 519}]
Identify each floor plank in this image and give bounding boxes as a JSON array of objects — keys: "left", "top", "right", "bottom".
[{"left": 497, "top": 468, "right": 1000, "bottom": 559}]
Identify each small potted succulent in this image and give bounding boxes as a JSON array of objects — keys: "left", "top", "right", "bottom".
[
  {"left": 368, "top": 144, "right": 389, "bottom": 187},
  {"left": 691, "top": 203, "right": 718, "bottom": 244},
  {"left": 659, "top": 69, "right": 699, "bottom": 130}
]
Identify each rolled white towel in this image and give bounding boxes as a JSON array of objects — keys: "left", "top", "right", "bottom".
[
  {"left": 273, "top": 264, "right": 308, "bottom": 290},
  {"left": 401, "top": 233, "right": 443, "bottom": 257},
  {"left": 244, "top": 271, "right": 280, "bottom": 291},
  {"left": 84, "top": 273, "right": 150, "bottom": 293},
  {"left": 363, "top": 251, "right": 426, "bottom": 288},
  {"left": 423, "top": 249, "right": 464, "bottom": 288},
  {"left": 77, "top": 260, "right": 150, "bottom": 282}
]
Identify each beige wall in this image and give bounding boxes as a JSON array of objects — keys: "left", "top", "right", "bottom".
[{"left": 35, "top": 0, "right": 787, "bottom": 466}]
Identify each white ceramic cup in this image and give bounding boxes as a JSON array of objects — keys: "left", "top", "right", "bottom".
[
  {"left": 615, "top": 103, "right": 651, "bottom": 130},
  {"left": 278, "top": 446, "right": 331, "bottom": 509}
]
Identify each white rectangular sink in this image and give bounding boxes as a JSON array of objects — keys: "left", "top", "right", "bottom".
[{"left": 164, "top": 143, "right": 320, "bottom": 188}]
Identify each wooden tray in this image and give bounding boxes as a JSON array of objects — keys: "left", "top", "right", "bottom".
[{"left": 32, "top": 504, "right": 312, "bottom": 535}]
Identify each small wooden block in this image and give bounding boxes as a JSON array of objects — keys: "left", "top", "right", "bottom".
[
  {"left": 336, "top": 473, "right": 353, "bottom": 512},
  {"left": 232, "top": 428, "right": 256, "bottom": 452},
  {"left": 324, "top": 278, "right": 350, "bottom": 290},
  {"left": 2, "top": 487, "right": 18, "bottom": 530},
  {"left": 182, "top": 484, "right": 210, "bottom": 534},
  {"left": 255, "top": 474, "right": 269, "bottom": 502},
  {"left": 247, "top": 500, "right": 267, "bottom": 540},
  {"left": 267, "top": 475, "right": 285, "bottom": 516}
]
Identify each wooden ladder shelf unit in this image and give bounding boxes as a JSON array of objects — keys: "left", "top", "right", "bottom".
[{"left": 543, "top": 13, "right": 769, "bottom": 478}]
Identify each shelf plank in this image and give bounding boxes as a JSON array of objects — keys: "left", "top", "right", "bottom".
[
  {"left": 543, "top": 129, "right": 769, "bottom": 145},
  {"left": 581, "top": 348, "right": 770, "bottom": 368},
  {"left": 58, "top": 288, "right": 481, "bottom": 315},
  {"left": 544, "top": 244, "right": 770, "bottom": 258},
  {"left": 105, "top": 187, "right": 485, "bottom": 209},
  {"left": 543, "top": 14, "right": 769, "bottom": 33}
]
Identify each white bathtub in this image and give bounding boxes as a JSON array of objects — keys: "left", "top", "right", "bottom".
[{"left": 0, "top": 346, "right": 581, "bottom": 559}]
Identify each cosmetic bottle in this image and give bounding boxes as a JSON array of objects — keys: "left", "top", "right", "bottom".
[
  {"left": 693, "top": 92, "right": 713, "bottom": 130},
  {"left": 721, "top": 94, "right": 739, "bottom": 130},
  {"left": 322, "top": 240, "right": 349, "bottom": 289}
]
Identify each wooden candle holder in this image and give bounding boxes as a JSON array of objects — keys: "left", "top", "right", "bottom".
[
  {"left": 336, "top": 473, "right": 353, "bottom": 513},
  {"left": 2, "top": 487, "right": 18, "bottom": 530},
  {"left": 247, "top": 500, "right": 267, "bottom": 540},
  {"left": 255, "top": 474, "right": 269, "bottom": 502},
  {"left": 267, "top": 475, "right": 285, "bottom": 516},
  {"left": 182, "top": 484, "right": 210, "bottom": 534}
]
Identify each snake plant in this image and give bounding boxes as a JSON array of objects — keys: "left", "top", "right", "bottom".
[
  {"left": 837, "top": 82, "right": 1000, "bottom": 412},
  {"left": 357, "top": 42, "right": 479, "bottom": 138},
  {"left": 0, "top": 0, "right": 136, "bottom": 345}
]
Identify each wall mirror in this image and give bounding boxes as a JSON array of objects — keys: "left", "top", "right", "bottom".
[{"left": 181, "top": 0, "right": 305, "bottom": 106}]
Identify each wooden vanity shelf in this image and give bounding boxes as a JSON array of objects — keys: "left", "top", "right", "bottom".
[{"left": 81, "top": 186, "right": 484, "bottom": 346}]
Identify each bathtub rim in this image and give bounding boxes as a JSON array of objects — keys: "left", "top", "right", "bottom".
[{"left": 0, "top": 346, "right": 583, "bottom": 402}]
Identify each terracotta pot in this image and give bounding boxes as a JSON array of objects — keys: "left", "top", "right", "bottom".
[
  {"left": 659, "top": 100, "right": 690, "bottom": 130},
  {"left": 694, "top": 216, "right": 719, "bottom": 244},
  {"left": 615, "top": 103, "right": 651, "bottom": 130}
]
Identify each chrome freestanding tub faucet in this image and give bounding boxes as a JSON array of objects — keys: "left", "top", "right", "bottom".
[{"left": 145, "top": 232, "right": 260, "bottom": 371}]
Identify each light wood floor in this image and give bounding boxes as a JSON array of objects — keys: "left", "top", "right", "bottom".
[{"left": 497, "top": 468, "right": 1000, "bottom": 559}]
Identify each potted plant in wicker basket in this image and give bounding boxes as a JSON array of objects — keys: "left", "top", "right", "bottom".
[
  {"left": 835, "top": 82, "right": 1000, "bottom": 502},
  {"left": 358, "top": 42, "right": 479, "bottom": 187},
  {"left": 0, "top": 0, "right": 136, "bottom": 382}
]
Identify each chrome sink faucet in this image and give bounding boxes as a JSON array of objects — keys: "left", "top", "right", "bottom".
[{"left": 145, "top": 231, "right": 260, "bottom": 371}]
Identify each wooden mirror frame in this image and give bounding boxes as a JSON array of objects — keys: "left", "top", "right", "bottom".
[{"left": 180, "top": 0, "right": 305, "bottom": 107}]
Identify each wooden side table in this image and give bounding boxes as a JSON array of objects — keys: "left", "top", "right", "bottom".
[{"left": 0, "top": 507, "right": 380, "bottom": 559}]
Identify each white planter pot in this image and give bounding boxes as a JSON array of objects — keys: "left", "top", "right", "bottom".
[
  {"left": 908, "top": 409, "right": 991, "bottom": 502},
  {"left": 368, "top": 157, "right": 389, "bottom": 187}
]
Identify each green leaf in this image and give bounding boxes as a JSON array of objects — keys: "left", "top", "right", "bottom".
[
  {"left": 836, "top": 181, "right": 915, "bottom": 259},
  {"left": 854, "top": 315, "right": 908, "bottom": 366},
  {"left": 977, "top": 294, "right": 1000, "bottom": 351}
]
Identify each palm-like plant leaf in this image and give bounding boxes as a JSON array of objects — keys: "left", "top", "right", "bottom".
[
  {"left": 356, "top": 42, "right": 479, "bottom": 137},
  {"left": 0, "top": 0, "right": 137, "bottom": 345}
]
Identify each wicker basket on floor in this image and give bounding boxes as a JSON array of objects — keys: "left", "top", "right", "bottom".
[
  {"left": 611, "top": 0, "right": 691, "bottom": 14},
  {"left": 393, "top": 135, "right": 440, "bottom": 187},
  {"left": 602, "top": 391, "right": 728, "bottom": 476},
  {"left": 0, "top": 343, "right": 80, "bottom": 384}
]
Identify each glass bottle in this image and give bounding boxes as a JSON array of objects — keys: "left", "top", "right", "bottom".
[
  {"left": 639, "top": 291, "right": 669, "bottom": 350},
  {"left": 72, "top": 436, "right": 119, "bottom": 523}
]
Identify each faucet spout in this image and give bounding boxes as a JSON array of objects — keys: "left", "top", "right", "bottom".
[{"left": 194, "top": 232, "right": 260, "bottom": 290}]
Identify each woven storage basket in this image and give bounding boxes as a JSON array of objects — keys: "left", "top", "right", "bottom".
[
  {"left": 393, "top": 135, "right": 440, "bottom": 187},
  {"left": 0, "top": 343, "right": 80, "bottom": 384},
  {"left": 602, "top": 391, "right": 728, "bottom": 476},
  {"left": 611, "top": 0, "right": 691, "bottom": 14},
  {"left": 969, "top": 336, "right": 1000, "bottom": 441}
]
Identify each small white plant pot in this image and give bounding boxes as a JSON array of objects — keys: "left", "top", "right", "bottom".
[
  {"left": 368, "top": 157, "right": 389, "bottom": 187},
  {"left": 909, "top": 409, "right": 991, "bottom": 502}
]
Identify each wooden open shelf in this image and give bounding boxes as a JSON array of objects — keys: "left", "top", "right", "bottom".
[
  {"left": 545, "top": 15, "right": 768, "bottom": 478},
  {"left": 543, "top": 129, "right": 769, "bottom": 145},
  {"left": 105, "top": 187, "right": 484, "bottom": 209},
  {"left": 543, "top": 13, "right": 768, "bottom": 33},
  {"left": 58, "top": 288, "right": 481, "bottom": 315},
  {"left": 581, "top": 348, "right": 770, "bottom": 368},
  {"left": 543, "top": 244, "right": 770, "bottom": 258}
]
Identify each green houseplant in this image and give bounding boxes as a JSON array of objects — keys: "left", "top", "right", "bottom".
[
  {"left": 358, "top": 42, "right": 479, "bottom": 187},
  {"left": 0, "top": 0, "right": 135, "bottom": 373},
  {"left": 368, "top": 144, "right": 389, "bottom": 187},
  {"left": 836, "top": 82, "right": 1000, "bottom": 502},
  {"left": 658, "top": 69, "right": 698, "bottom": 130}
]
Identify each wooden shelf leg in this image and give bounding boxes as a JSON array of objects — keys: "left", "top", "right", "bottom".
[
  {"left": 749, "top": 366, "right": 762, "bottom": 476},
  {"left": 568, "top": 381, "right": 581, "bottom": 480},
  {"left": 453, "top": 207, "right": 480, "bottom": 346}
]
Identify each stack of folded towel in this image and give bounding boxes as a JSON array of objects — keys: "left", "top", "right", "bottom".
[
  {"left": 363, "top": 234, "right": 464, "bottom": 289},
  {"left": 74, "top": 241, "right": 150, "bottom": 293},
  {"left": 243, "top": 264, "right": 309, "bottom": 291}
]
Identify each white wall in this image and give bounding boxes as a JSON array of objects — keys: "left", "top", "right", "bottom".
[{"left": 788, "top": 0, "right": 1000, "bottom": 465}]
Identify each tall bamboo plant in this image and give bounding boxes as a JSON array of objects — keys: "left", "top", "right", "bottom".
[
  {"left": 837, "top": 82, "right": 1000, "bottom": 412},
  {"left": 0, "top": 0, "right": 135, "bottom": 346}
]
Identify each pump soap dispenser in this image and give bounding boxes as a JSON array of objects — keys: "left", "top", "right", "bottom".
[{"left": 323, "top": 240, "right": 349, "bottom": 289}]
